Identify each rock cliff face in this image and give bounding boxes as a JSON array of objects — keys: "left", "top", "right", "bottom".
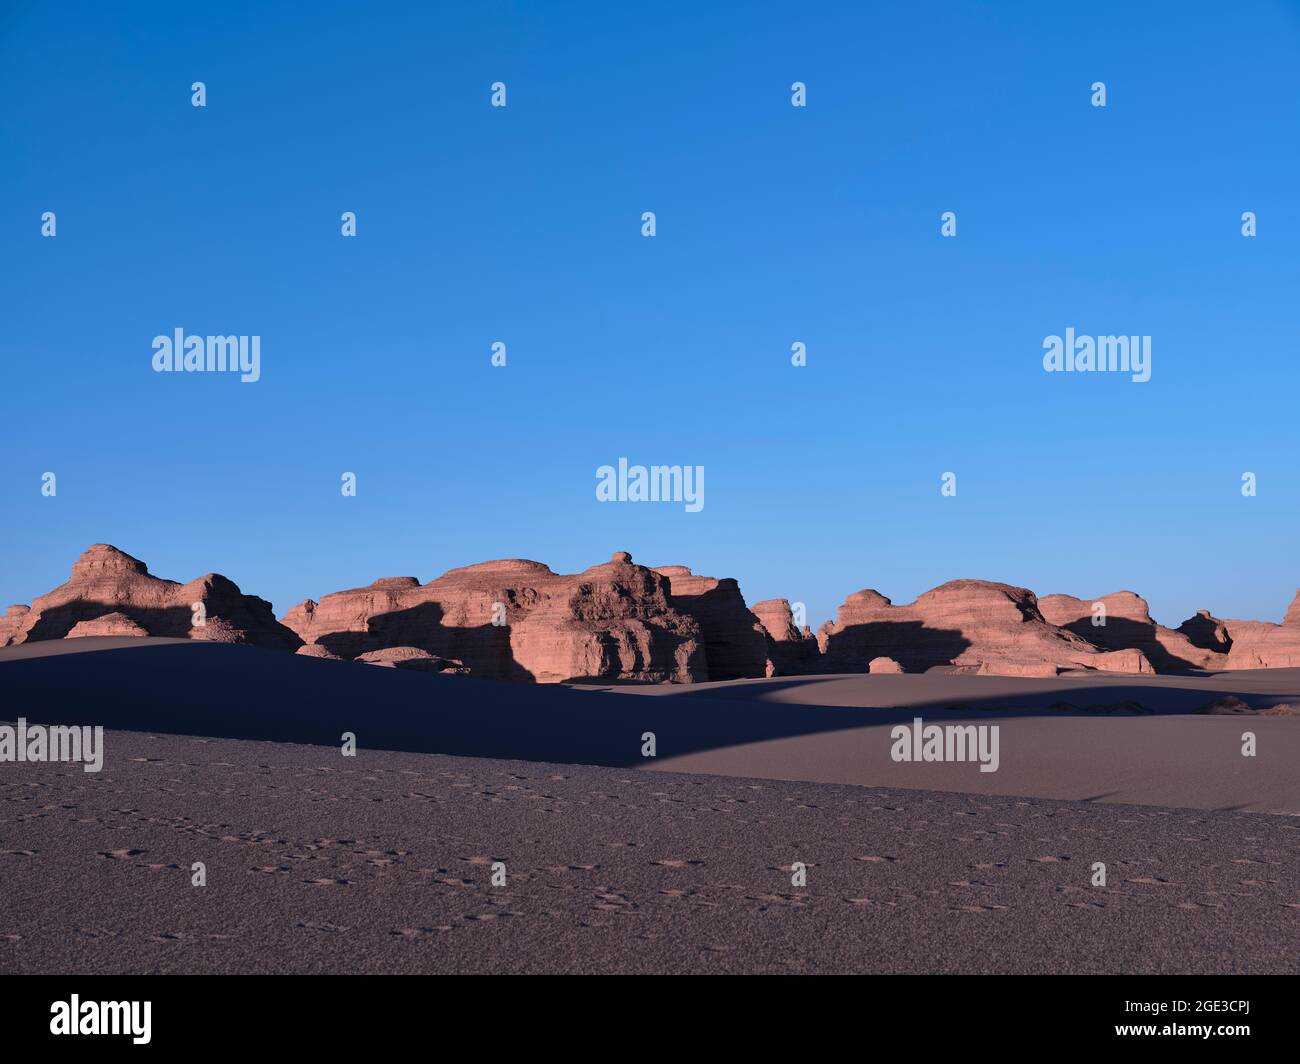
[
  {"left": 653, "top": 567, "right": 768, "bottom": 680},
  {"left": 3, "top": 545, "right": 300, "bottom": 650},
  {"left": 1177, "top": 610, "right": 1232, "bottom": 655},
  {"left": 283, "top": 551, "right": 705, "bottom": 684},
  {"left": 750, "top": 599, "right": 820, "bottom": 676},
  {"left": 1038, "top": 591, "right": 1226, "bottom": 671},
  {"left": 1221, "top": 593, "right": 1300, "bottom": 669},
  {"left": 6, "top": 544, "right": 1299, "bottom": 682},
  {"left": 817, "top": 580, "right": 1152, "bottom": 676},
  {"left": 0, "top": 605, "right": 31, "bottom": 647}
]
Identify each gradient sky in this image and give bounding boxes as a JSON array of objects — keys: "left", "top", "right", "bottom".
[{"left": 2, "top": 0, "right": 1298, "bottom": 630}]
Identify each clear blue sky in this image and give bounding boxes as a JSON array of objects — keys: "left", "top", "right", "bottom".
[{"left": 2, "top": 0, "right": 1298, "bottom": 630}]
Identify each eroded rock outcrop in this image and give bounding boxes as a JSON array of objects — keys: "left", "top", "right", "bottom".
[
  {"left": 66, "top": 612, "right": 150, "bottom": 638},
  {"left": 654, "top": 566, "right": 768, "bottom": 680},
  {"left": 818, "top": 580, "right": 1149, "bottom": 676},
  {"left": 751, "top": 598, "right": 820, "bottom": 676},
  {"left": 1039, "top": 591, "right": 1225, "bottom": 671},
  {"left": 1221, "top": 592, "right": 1300, "bottom": 669},
  {"left": 283, "top": 551, "right": 705, "bottom": 684},
  {"left": 9, "top": 545, "right": 1300, "bottom": 683},
  {"left": 355, "top": 647, "right": 470, "bottom": 674},
  {"left": 7, "top": 545, "right": 301, "bottom": 650},
  {"left": 0, "top": 605, "right": 31, "bottom": 647},
  {"left": 1177, "top": 610, "right": 1232, "bottom": 655}
]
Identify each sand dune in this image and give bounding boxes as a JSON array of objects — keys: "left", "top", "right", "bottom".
[{"left": 2, "top": 638, "right": 1298, "bottom": 812}]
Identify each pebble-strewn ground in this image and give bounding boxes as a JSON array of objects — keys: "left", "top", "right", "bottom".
[{"left": 1, "top": 730, "right": 1296, "bottom": 974}]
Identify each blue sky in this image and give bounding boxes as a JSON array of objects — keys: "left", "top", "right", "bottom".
[{"left": 2, "top": 0, "right": 1298, "bottom": 629}]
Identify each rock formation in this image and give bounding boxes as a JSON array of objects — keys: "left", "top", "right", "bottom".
[
  {"left": 1286, "top": 591, "right": 1300, "bottom": 626},
  {"left": 3, "top": 545, "right": 301, "bottom": 650},
  {"left": 818, "top": 580, "right": 1152, "bottom": 676},
  {"left": 0, "top": 605, "right": 31, "bottom": 647},
  {"left": 1038, "top": 591, "right": 1226, "bottom": 671},
  {"left": 750, "top": 598, "right": 820, "bottom": 676},
  {"left": 7, "top": 544, "right": 1300, "bottom": 683},
  {"left": 295, "top": 644, "right": 343, "bottom": 660},
  {"left": 66, "top": 612, "right": 150, "bottom": 638},
  {"left": 1177, "top": 610, "right": 1232, "bottom": 655},
  {"left": 1221, "top": 592, "right": 1300, "bottom": 669},
  {"left": 355, "top": 647, "right": 470, "bottom": 674},
  {"left": 283, "top": 551, "right": 705, "bottom": 684},
  {"left": 653, "top": 567, "right": 768, "bottom": 680}
]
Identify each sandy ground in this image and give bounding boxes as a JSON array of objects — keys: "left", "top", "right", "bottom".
[
  {"left": 3, "top": 638, "right": 1298, "bottom": 811},
  {"left": 612, "top": 675, "right": 1300, "bottom": 812},
  {"left": 1, "top": 639, "right": 1298, "bottom": 973},
  {"left": 1, "top": 729, "right": 1297, "bottom": 975}
]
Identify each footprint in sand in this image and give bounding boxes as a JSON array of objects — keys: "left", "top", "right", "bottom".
[
  {"left": 390, "top": 926, "right": 452, "bottom": 938},
  {"left": 97, "top": 849, "right": 145, "bottom": 860},
  {"left": 297, "top": 921, "right": 351, "bottom": 933},
  {"left": 304, "top": 877, "right": 350, "bottom": 886}
]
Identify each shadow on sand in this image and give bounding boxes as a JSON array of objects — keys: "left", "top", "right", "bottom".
[{"left": 2, "top": 640, "right": 1296, "bottom": 767}]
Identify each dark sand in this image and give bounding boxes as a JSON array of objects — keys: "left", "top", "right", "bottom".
[
  {"left": 1, "top": 639, "right": 1298, "bottom": 973},
  {"left": 1, "top": 730, "right": 1297, "bottom": 974}
]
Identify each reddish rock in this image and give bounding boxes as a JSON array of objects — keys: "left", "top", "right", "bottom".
[
  {"left": 355, "top": 647, "right": 470, "bottom": 674},
  {"left": 15, "top": 545, "right": 1300, "bottom": 683},
  {"left": 8, "top": 545, "right": 301, "bottom": 650},
  {"left": 1222, "top": 621, "right": 1300, "bottom": 670},
  {"left": 283, "top": 551, "right": 705, "bottom": 684},
  {"left": 653, "top": 566, "right": 768, "bottom": 680},
  {"left": 976, "top": 660, "right": 1060, "bottom": 677},
  {"left": 818, "top": 580, "right": 1142, "bottom": 675},
  {"left": 868, "top": 656, "right": 903, "bottom": 674},
  {"left": 751, "top": 598, "right": 821, "bottom": 676},
  {"left": 0, "top": 605, "right": 31, "bottom": 647},
  {"left": 1177, "top": 610, "right": 1232, "bottom": 655},
  {"left": 1210, "top": 591, "right": 1300, "bottom": 669},
  {"left": 295, "top": 644, "right": 343, "bottom": 660},
  {"left": 66, "top": 612, "right": 149, "bottom": 638},
  {"left": 1039, "top": 591, "right": 1225, "bottom": 671},
  {"left": 1285, "top": 591, "right": 1300, "bottom": 626},
  {"left": 1092, "top": 648, "right": 1155, "bottom": 674}
]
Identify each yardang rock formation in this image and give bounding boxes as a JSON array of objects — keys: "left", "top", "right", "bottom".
[{"left": 5, "top": 544, "right": 1299, "bottom": 685}]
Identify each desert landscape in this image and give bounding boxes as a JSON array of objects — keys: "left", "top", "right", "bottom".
[
  {"left": 1, "top": 546, "right": 1298, "bottom": 974},
  {"left": 5, "top": 0, "right": 1299, "bottom": 1013}
]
